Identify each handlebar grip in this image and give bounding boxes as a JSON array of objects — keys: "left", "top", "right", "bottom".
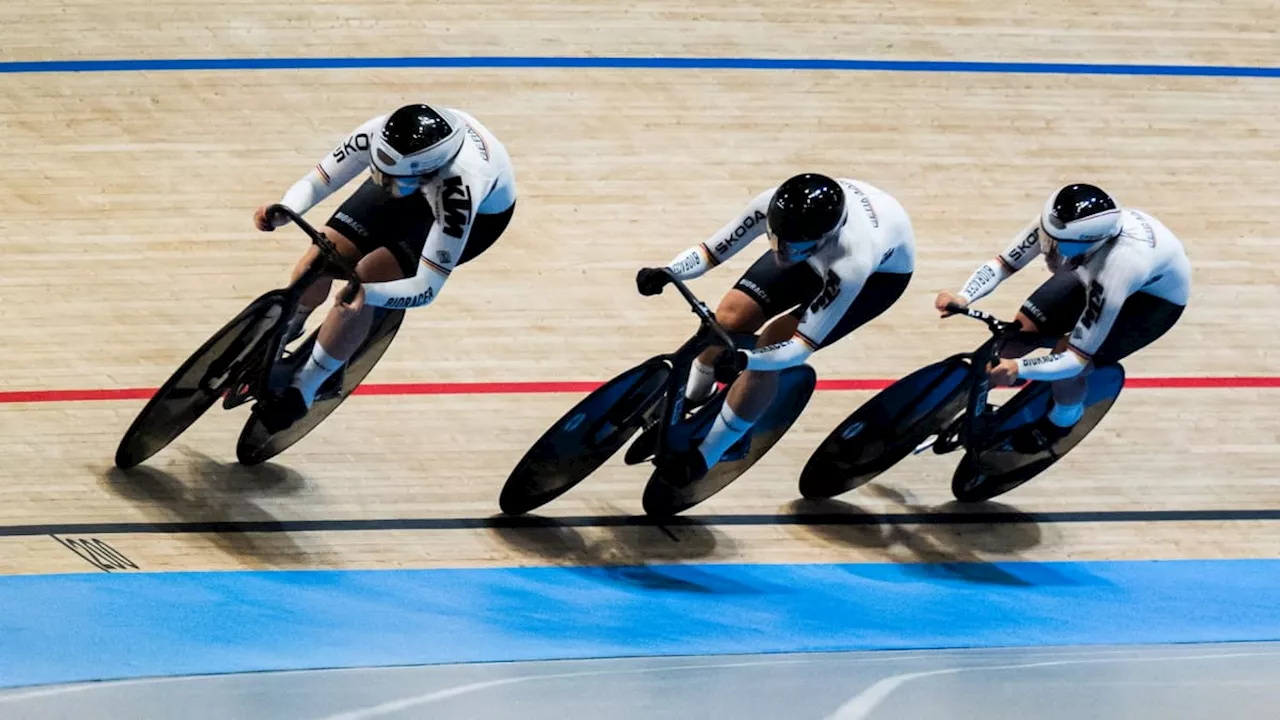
[
  {"left": 266, "top": 204, "right": 315, "bottom": 241},
  {"left": 944, "top": 301, "right": 968, "bottom": 316}
]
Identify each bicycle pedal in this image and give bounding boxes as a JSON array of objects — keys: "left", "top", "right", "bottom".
[
  {"left": 685, "top": 392, "right": 716, "bottom": 415},
  {"left": 912, "top": 434, "right": 938, "bottom": 455},
  {"left": 223, "top": 382, "right": 256, "bottom": 410}
]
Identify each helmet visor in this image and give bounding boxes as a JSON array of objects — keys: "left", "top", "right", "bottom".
[
  {"left": 768, "top": 233, "right": 822, "bottom": 263},
  {"left": 766, "top": 203, "right": 847, "bottom": 263},
  {"left": 371, "top": 167, "right": 428, "bottom": 198},
  {"left": 1053, "top": 237, "right": 1100, "bottom": 258},
  {"left": 1041, "top": 221, "right": 1103, "bottom": 258}
]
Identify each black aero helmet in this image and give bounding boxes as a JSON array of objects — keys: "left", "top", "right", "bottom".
[
  {"left": 766, "top": 173, "right": 847, "bottom": 262},
  {"left": 370, "top": 104, "right": 465, "bottom": 181},
  {"left": 1040, "top": 183, "right": 1124, "bottom": 258}
]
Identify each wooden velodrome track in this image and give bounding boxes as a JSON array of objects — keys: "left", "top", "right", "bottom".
[{"left": 0, "top": 1, "right": 1276, "bottom": 578}]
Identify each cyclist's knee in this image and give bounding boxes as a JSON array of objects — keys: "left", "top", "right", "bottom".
[
  {"left": 355, "top": 247, "right": 406, "bottom": 283},
  {"left": 757, "top": 313, "right": 799, "bottom": 347},
  {"left": 292, "top": 245, "right": 322, "bottom": 278},
  {"left": 1014, "top": 310, "right": 1041, "bottom": 335},
  {"left": 714, "top": 290, "right": 767, "bottom": 333},
  {"left": 321, "top": 225, "right": 363, "bottom": 262},
  {"left": 999, "top": 310, "right": 1048, "bottom": 359}
]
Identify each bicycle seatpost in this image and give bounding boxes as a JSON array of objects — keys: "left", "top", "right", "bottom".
[{"left": 669, "top": 276, "right": 736, "bottom": 350}]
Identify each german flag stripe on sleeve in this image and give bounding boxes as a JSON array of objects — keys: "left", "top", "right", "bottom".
[
  {"left": 316, "top": 164, "right": 332, "bottom": 185},
  {"left": 699, "top": 243, "right": 720, "bottom": 267},
  {"left": 794, "top": 332, "right": 820, "bottom": 351},
  {"left": 996, "top": 255, "right": 1016, "bottom": 272},
  {"left": 421, "top": 257, "right": 452, "bottom": 276}
]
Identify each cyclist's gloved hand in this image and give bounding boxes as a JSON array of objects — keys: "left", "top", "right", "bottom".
[
  {"left": 636, "top": 267, "right": 674, "bottom": 296},
  {"left": 254, "top": 204, "right": 291, "bottom": 232},
  {"left": 714, "top": 348, "right": 750, "bottom": 385}
]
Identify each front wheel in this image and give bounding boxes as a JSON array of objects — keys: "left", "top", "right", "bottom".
[
  {"left": 115, "top": 294, "right": 287, "bottom": 469},
  {"left": 799, "top": 357, "right": 971, "bottom": 499}
]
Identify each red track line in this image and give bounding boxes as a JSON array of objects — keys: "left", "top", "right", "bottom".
[{"left": 2, "top": 377, "right": 1279, "bottom": 405}]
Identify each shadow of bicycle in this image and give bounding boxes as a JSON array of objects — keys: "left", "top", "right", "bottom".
[
  {"left": 96, "top": 447, "right": 314, "bottom": 567},
  {"left": 487, "top": 504, "right": 760, "bottom": 595},
  {"left": 784, "top": 484, "right": 1081, "bottom": 587}
]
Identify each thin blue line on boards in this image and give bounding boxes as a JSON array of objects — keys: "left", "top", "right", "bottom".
[{"left": 1, "top": 56, "right": 1278, "bottom": 78}]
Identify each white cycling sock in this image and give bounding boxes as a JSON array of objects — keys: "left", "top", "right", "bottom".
[
  {"left": 292, "top": 342, "right": 345, "bottom": 406},
  {"left": 1048, "top": 400, "right": 1084, "bottom": 428},
  {"left": 698, "top": 403, "right": 755, "bottom": 466},
  {"left": 686, "top": 358, "right": 716, "bottom": 403}
]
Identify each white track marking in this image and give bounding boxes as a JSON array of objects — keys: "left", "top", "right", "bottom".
[
  {"left": 0, "top": 674, "right": 195, "bottom": 703},
  {"left": 0, "top": 646, "right": 1255, "bottom": 714},
  {"left": 314, "top": 646, "right": 1201, "bottom": 720},
  {"left": 317, "top": 658, "right": 831, "bottom": 720},
  {"left": 826, "top": 650, "right": 1280, "bottom": 720}
]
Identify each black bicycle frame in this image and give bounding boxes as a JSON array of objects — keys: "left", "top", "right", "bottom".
[
  {"left": 943, "top": 303, "right": 1054, "bottom": 451},
  {"left": 648, "top": 277, "right": 738, "bottom": 460},
  {"left": 268, "top": 203, "right": 362, "bottom": 302},
  {"left": 223, "top": 205, "right": 365, "bottom": 402}
]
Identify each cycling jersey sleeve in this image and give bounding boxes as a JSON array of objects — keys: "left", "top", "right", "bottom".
[
  {"left": 362, "top": 175, "right": 476, "bottom": 309},
  {"left": 280, "top": 115, "right": 384, "bottom": 216},
  {"left": 1016, "top": 247, "right": 1147, "bottom": 381},
  {"left": 665, "top": 188, "right": 773, "bottom": 281},
  {"left": 1015, "top": 348, "right": 1089, "bottom": 382},
  {"left": 745, "top": 251, "right": 872, "bottom": 372},
  {"left": 957, "top": 218, "right": 1041, "bottom": 303}
]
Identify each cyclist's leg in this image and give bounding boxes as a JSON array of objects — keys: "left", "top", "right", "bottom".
[
  {"left": 284, "top": 233, "right": 363, "bottom": 343},
  {"left": 1000, "top": 269, "right": 1086, "bottom": 360},
  {"left": 980, "top": 271, "right": 1086, "bottom": 448},
  {"left": 695, "top": 271, "right": 911, "bottom": 471},
  {"left": 257, "top": 182, "right": 423, "bottom": 433},
  {"left": 684, "top": 250, "right": 823, "bottom": 404},
  {"left": 1048, "top": 292, "right": 1185, "bottom": 421},
  {"left": 301, "top": 240, "right": 405, "bottom": 383}
]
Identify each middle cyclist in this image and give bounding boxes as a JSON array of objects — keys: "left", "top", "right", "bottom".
[{"left": 635, "top": 173, "right": 916, "bottom": 484}]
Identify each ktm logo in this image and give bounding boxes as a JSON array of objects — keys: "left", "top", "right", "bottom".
[
  {"left": 440, "top": 177, "right": 473, "bottom": 239},
  {"left": 808, "top": 270, "right": 841, "bottom": 314},
  {"left": 1081, "top": 281, "right": 1105, "bottom": 328}
]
